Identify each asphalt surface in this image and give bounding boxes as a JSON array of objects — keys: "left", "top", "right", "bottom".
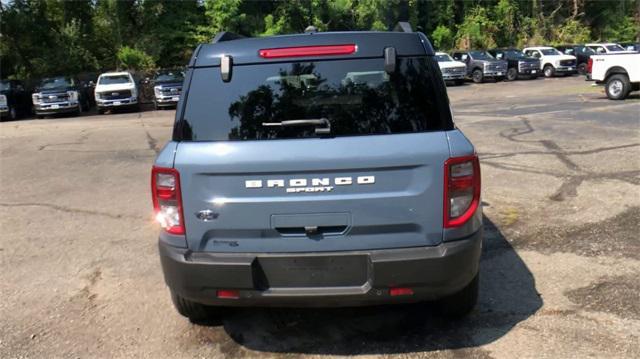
[{"left": 1, "top": 76, "right": 639, "bottom": 358}]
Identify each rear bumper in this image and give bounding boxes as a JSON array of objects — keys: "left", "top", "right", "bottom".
[{"left": 159, "top": 230, "right": 482, "bottom": 307}]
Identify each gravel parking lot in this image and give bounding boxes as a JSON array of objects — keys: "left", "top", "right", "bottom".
[{"left": 1, "top": 76, "right": 638, "bottom": 358}]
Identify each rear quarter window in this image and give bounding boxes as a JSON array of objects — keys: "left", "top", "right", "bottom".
[{"left": 175, "top": 57, "right": 452, "bottom": 141}]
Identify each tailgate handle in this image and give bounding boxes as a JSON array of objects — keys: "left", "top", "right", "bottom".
[
  {"left": 271, "top": 213, "right": 351, "bottom": 237},
  {"left": 304, "top": 226, "right": 318, "bottom": 235},
  {"left": 274, "top": 225, "right": 348, "bottom": 236}
]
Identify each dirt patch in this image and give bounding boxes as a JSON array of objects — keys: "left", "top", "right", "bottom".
[
  {"left": 566, "top": 274, "right": 640, "bottom": 320},
  {"left": 511, "top": 207, "right": 640, "bottom": 259}
]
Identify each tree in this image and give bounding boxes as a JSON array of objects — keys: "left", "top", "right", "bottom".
[
  {"left": 116, "top": 46, "right": 155, "bottom": 71},
  {"left": 1, "top": 0, "right": 639, "bottom": 81},
  {"left": 431, "top": 25, "right": 454, "bottom": 50},
  {"left": 455, "top": 7, "right": 498, "bottom": 49}
]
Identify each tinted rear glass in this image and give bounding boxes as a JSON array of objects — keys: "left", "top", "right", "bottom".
[{"left": 176, "top": 57, "right": 451, "bottom": 141}]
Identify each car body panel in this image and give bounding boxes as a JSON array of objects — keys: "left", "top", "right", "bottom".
[
  {"left": 488, "top": 48, "right": 540, "bottom": 77},
  {"left": 0, "top": 80, "right": 31, "bottom": 119},
  {"left": 435, "top": 52, "right": 467, "bottom": 81},
  {"left": 95, "top": 72, "right": 139, "bottom": 110},
  {"left": 31, "top": 76, "right": 88, "bottom": 116},
  {"left": 451, "top": 50, "right": 508, "bottom": 78},
  {"left": 522, "top": 47, "right": 578, "bottom": 73},
  {"left": 154, "top": 30, "right": 482, "bottom": 307}
]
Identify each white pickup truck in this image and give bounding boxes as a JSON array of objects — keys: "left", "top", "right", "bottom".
[{"left": 588, "top": 53, "right": 640, "bottom": 100}]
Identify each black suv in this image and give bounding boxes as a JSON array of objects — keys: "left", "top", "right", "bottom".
[
  {"left": 31, "top": 76, "right": 91, "bottom": 118},
  {"left": 488, "top": 48, "right": 540, "bottom": 80},
  {"left": 556, "top": 45, "right": 593, "bottom": 74},
  {"left": 0, "top": 79, "right": 32, "bottom": 120},
  {"left": 152, "top": 69, "right": 184, "bottom": 110}
]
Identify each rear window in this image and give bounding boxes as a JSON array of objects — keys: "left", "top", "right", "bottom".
[{"left": 175, "top": 57, "right": 452, "bottom": 141}]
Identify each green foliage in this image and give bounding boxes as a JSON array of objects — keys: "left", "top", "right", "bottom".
[
  {"left": 116, "top": 46, "right": 155, "bottom": 71},
  {"left": 1, "top": 0, "right": 638, "bottom": 80},
  {"left": 600, "top": 16, "right": 640, "bottom": 42},
  {"left": 493, "top": 0, "right": 519, "bottom": 46},
  {"left": 551, "top": 19, "right": 591, "bottom": 45},
  {"left": 431, "top": 25, "right": 454, "bottom": 50},
  {"left": 455, "top": 7, "right": 497, "bottom": 49}
]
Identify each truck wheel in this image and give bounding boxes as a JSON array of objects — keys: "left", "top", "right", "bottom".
[
  {"left": 605, "top": 74, "right": 631, "bottom": 100},
  {"left": 543, "top": 65, "right": 555, "bottom": 78},
  {"left": 9, "top": 107, "right": 18, "bottom": 121},
  {"left": 436, "top": 273, "right": 479, "bottom": 318},
  {"left": 472, "top": 69, "right": 484, "bottom": 83},
  {"left": 577, "top": 63, "right": 586, "bottom": 75},
  {"left": 170, "top": 291, "right": 222, "bottom": 324},
  {"left": 506, "top": 68, "right": 518, "bottom": 81}
]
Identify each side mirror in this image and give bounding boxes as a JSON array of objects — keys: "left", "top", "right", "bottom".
[
  {"left": 221, "top": 55, "right": 233, "bottom": 82},
  {"left": 384, "top": 47, "right": 397, "bottom": 74}
]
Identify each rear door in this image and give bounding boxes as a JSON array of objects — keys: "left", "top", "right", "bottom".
[{"left": 174, "top": 55, "right": 453, "bottom": 253}]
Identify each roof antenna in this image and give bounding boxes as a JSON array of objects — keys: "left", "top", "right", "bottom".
[{"left": 304, "top": 25, "right": 318, "bottom": 33}]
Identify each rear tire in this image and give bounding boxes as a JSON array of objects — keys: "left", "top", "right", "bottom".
[
  {"left": 436, "top": 273, "right": 479, "bottom": 318},
  {"left": 472, "top": 69, "right": 484, "bottom": 83},
  {"left": 506, "top": 67, "right": 518, "bottom": 81},
  {"left": 543, "top": 64, "right": 555, "bottom": 78},
  {"left": 9, "top": 107, "right": 18, "bottom": 121},
  {"left": 605, "top": 74, "right": 631, "bottom": 100},
  {"left": 577, "top": 63, "right": 586, "bottom": 75},
  {"left": 171, "top": 291, "right": 223, "bottom": 324}
]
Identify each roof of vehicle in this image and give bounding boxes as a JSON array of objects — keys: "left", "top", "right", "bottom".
[
  {"left": 585, "top": 43, "right": 620, "bottom": 46},
  {"left": 523, "top": 46, "right": 555, "bottom": 50},
  {"left": 98, "top": 71, "right": 133, "bottom": 77},
  {"left": 489, "top": 48, "right": 524, "bottom": 52},
  {"left": 190, "top": 31, "right": 433, "bottom": 67},
  {"left": 435, "top": 52, "right": 450, "bottom": 56}
]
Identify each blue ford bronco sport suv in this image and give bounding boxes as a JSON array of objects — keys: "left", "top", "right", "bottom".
[{"left": 152, "top": 25, "right": 482, "bottom": 322}]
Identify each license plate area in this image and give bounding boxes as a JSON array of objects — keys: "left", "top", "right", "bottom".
[{"left": 254, "top": 255, "right": 368, "bottom": 289}]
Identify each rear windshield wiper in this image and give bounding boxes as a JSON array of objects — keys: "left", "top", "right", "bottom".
[{"left": 262, "top": 118, "right": 331, "bottom": 135}]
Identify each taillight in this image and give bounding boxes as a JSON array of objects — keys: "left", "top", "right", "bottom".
[
  {"left": 444, "top": 155, "right": 481, "bottom": 228},
  {"left": 151, "top": 166, "right": 185, "bottom": 235},
  {"left": 586, "top": 58, "right": 593, "bottom": 74},
  {"left": 258, "top": 44, "right": 356, "bottom": 59}
]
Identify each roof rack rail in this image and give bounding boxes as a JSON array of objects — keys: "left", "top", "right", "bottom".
[
  {"left": 393, "top": 22, "right": 413, "bottom": 33},
  {"left": 211, "top": 31, "right": 245, "bottom": 44}
]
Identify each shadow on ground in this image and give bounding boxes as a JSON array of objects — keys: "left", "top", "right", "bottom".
[{"left": 197, "top": 215, "right": 542, "bottom": 355}]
